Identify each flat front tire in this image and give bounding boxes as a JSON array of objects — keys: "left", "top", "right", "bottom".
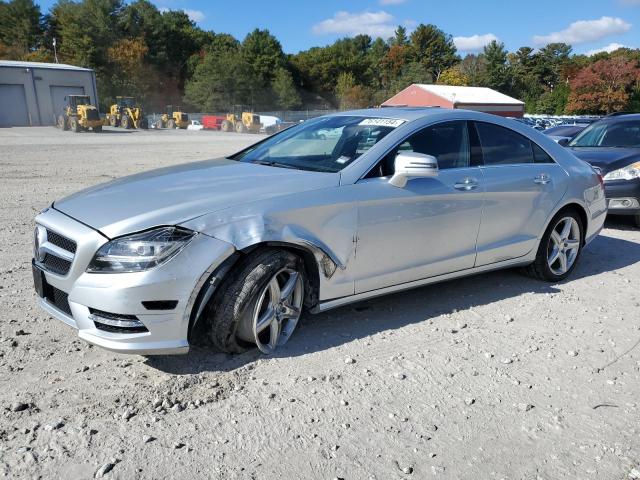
[
  {"left": 524, "top": 209, "right": 584, "bottom": 282},
  {"left": 205, "top": 249, "right": 305, "bottom": 354}
]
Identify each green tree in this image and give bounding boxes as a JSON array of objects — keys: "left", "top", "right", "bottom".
[
  {"left": 0, "top": 0, "right": 43, "bottom": 57},
  {"left": 409, "top": 24, "right": 458, "bottom": 81},
  {"left": 482, "top": 40, "right": 510, "bottom": 92},
  {"left": 272, "top": 67, "right": 301, "bottom": 109},
  {"left": 242, "top": 28, "right": 285, "bottom": 86},
  {"left": 392, "top": 25, "right": 408, "bottom": 46},
  {"left": 184, "top": 41, "right": 253, "bottom": 111}
]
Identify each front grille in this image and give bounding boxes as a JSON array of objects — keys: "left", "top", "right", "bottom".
[
  {"left": 46, "top": 286, "right": 71, "bottom": 315},
  {"left": 86, "top": 109, "right": 100, "bottom": 121},
  {"left": 46, "top": 230, "right": 77, "bottom": 253},
  {"left": 42, "top": 253, "right": 72, "bottom": 275}
]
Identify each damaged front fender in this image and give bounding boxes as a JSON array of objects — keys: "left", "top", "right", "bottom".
[{"left": 181, "top": 191, "right": 358, "bottom": 301}]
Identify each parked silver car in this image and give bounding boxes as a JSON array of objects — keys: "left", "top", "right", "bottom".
[{"left": 33, "top": 108, "right": 607, "bottom": 355}]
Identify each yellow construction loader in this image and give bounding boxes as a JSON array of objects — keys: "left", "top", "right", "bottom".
[
  {"left": 221, "top": 105, "right": 261, "bottom": 133},
  {"left": 56, "top": 95, "right": 102, "bottom": 133},
  {"left": 106, "top": 96, "right": 148, "bottom": 129},
  {"left": 155, "top": 105, "right": 189, "bottom": 129}
]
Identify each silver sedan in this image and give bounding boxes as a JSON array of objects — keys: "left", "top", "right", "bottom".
[{"left": 33, "top": 108, "right": 607, "bottom": 355}]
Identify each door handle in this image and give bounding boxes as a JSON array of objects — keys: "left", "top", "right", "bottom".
[
  {"left": 534, "top": 173, "right": 551, "bottom": 185},
  {"left": 454, "top": 177, "right": 479, "bottom": 191}
]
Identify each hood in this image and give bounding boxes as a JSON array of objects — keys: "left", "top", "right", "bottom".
[
  {"left": 54, "top": 158, "right": 339, "bottom": 238},
  {"left": 569, "top": 147, "right": 640, "bottom": 175}
]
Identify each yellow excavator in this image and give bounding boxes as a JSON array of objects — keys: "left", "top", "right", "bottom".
[
  {"left": 155, "top": 105, "right": 189, "bottom": 129},
  {"left": 106, "top": 96, "right": 148, "bottom": 129},
  {"left": 57, "top": 95, "right": 102, "bottom": 133},
  {"left": 221, "top": 105, "right": 261, "bottom": 133}
]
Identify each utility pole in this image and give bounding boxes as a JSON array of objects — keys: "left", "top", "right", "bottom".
[{"left": 53, "top": 38, "right": 59, "bottom": 63}]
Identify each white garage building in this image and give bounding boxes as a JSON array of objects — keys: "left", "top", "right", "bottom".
[{"left": 0, "top": 60, "right": 99, "bottom": 127}]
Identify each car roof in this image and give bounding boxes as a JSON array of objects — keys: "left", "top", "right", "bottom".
[
  {"left": 330, "top": 107, "right": 447, "bottom": 122},
  {"left": 596, "top": 113, "right": 640, "bottom": 123}
]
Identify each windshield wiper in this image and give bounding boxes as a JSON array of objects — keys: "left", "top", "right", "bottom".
[{"left": 250, "top": 160, "right": 304, "bottom": 170}]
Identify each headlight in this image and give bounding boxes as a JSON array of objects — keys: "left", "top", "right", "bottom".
[
  {"left": 603, "top": 162, "right": 640, "bottom": 181},
  {"left": 87, "top": 227, "right": 196, "bottom": 273}
]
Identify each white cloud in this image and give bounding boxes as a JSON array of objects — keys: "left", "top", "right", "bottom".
[
  {"left": 453, "top": 33, "right": 498, "bottom": 52},
  {"left": 586, "top": 42, "right": 629, "bottom": 55},
  {"left": 533, "top": 16, "right": 631, "bottom": 45},
  {"left": 184, "top": 9, "right": 206, "bottom": 23},
  {"left": 158, "top": 7, "right": 205, "bottom": 23},
  {"left": 379, "top": 0, "right": 406, "bottom": 4},
  {"left": 312, "top": 11, "right": 397, "bottom": 39}
]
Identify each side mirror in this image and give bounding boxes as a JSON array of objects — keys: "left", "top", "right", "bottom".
[
  {"left": 389, "top": 152, "right": 439, "bottom": 188},
  {"left": 557, "top": 138, "right": 570, "bottom": 147}
]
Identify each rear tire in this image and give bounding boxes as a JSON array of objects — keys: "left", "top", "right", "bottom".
[
  {"left": 167, "top": 119, "right": 176, "bottom": 129},
  {"left": 57, "top": 115, "right": 68, "bottom": 130},
  {"left": 523, "top": 209, "right": 584, "bottom": 282},
  {"left": 204, "top": 249, "right": 305, "bottom": 354},
  {"left": 221, "top": 120, "right": 232, "bottom": 132},
  {"left": 235, "top": 122, "right": 246, "bottom": 133},
  {"left": 121, "top": 115, "right": 131, "bottom": 129},
  {"left": 109, "top": 115, "right": 118, "bottom": 127}
]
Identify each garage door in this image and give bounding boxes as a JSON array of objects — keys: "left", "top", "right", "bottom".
[
  {"left": 0, "top": 84, "right": 30, "bottom": 127},
  {"left": 50, "top": 85, "right": 85, "bottom": 122}
]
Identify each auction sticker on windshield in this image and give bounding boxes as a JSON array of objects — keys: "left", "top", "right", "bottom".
[{"left": 358, "top": 118, "right": 406, "bottom": 128}]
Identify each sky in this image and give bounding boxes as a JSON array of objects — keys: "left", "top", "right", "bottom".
[{"left": 37, "top": 0, "right": 640, "bottom": 55}]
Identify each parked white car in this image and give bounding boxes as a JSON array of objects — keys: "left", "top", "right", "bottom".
[{"left": 187, "top": 120, "right": 204, "bottom": 131}]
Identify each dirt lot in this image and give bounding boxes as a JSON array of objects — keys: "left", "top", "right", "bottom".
[{"left": 1, "top": 126, "right": 639, "bottom": 480}]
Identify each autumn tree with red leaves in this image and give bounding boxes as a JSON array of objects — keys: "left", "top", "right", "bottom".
[{"left": 566, "top": 57, "right": 640, "bottom": 114}]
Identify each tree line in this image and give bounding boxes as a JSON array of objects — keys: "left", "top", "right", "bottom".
[{"left": 1, "top": 0, "right": 639, "bottom": 114}]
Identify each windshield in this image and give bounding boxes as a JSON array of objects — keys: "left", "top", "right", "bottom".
[
  {"left": 118, "top": 98, "right": 135, "bottom": 107},
  {"left": 231, "top": 115, "right": 405, "bottom": 172},
  {"left": 72, "top": 96, "right": 90, "bottom": 106},
  {"left": 569, "top": 119, "right": 640, "bottom": 148}
]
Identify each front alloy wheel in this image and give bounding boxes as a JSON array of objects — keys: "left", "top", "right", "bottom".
[
  {"left": 205, "top": 249, "right": 306, "bottom": 354},
  {"left": 236, "top": 268, "right": 303, "bottom": 354}
]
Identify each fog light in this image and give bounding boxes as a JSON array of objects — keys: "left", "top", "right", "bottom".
[{"left": 608, "top": 198, "right": 639, "bottom": 209}]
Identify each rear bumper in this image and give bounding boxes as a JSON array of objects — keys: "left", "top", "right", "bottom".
[{"left": 605, "top": 179, "right": 640, "bottom": 215}]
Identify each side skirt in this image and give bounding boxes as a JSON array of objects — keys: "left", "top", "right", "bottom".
[{"left": 315, "top": 255, "right": 535, "bottom": 313}]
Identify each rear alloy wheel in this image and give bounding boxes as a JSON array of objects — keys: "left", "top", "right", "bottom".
[
  {"left": 205, "top": 249, "right": 305, "bottom": 354},
  {"left": 121, "top": 115, "right": 131, "bottom": 129},
  {"left": 524, "top": 209, "right": 583, "bottom": 281}
]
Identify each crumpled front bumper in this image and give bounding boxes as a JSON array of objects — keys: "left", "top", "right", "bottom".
[{"left": 34, "top": 208, "right": 235, "bottom": 355}]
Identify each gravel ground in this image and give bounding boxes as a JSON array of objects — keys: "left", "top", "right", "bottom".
[{"left": 1, "top": 126, "right": 639, "bottom": 480}]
